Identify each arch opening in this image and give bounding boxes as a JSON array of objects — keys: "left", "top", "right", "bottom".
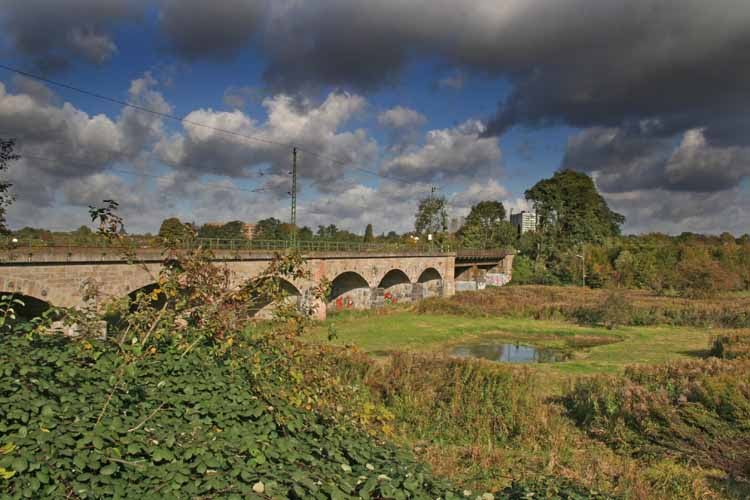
[
  {"left": 128, "top": 283, "right": 166, "bottom": 311},
  {"left": 417, "top": 267, "right": 444, "bottom": 298},
  {"left": 328, "top": 271, "right": 370, "bottom": 311},
  {"left": 249, "top": 278, "right": 302, "bottom": 319},
  {"left": 0, "top": 292, "right": 51, "bottom": 321},
  {"left": 377, "top": 269, "right": 412, "bottom": 304}
]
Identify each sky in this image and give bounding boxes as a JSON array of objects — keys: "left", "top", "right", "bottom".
[{"left": 0, "top": 0, "right": 748, "bottom": 236}]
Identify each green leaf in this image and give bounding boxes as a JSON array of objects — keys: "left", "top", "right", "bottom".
[
  {"left": 11, "top": 456, "right": 28, "bottom": 473},
  {"left": 100, "top": 463, "right": 117, "bottom": 476}
]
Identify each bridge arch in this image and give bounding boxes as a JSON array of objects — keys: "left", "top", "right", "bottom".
[
  {"left": 0, "top": 290, "right": 51, "bottom": 320},
  {"left": 0, "top": 277, "right": 52, "bottom": 306},
  {"left": 377, "top": 269, "right": 412, "bottom": 303},
  {"left": 125, "top": 282, "right": 167, "bottom": 312},
  {"left": 418, "top": 267, "right": 444, "bottom": 298},
  {"left": 328, "top": 271, "right": 371, "bottom": 311},
  {"left": 248, "top": 278, "right": 302, "bottom": 319}
]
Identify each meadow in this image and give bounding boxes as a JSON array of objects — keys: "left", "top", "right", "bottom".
[{"left": 305, "top": 286, "right": 750, "bottom": 498}]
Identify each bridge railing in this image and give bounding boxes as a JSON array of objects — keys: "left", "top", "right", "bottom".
[{"left": 0, "top": 236, "right": 514, "bottom": 257}]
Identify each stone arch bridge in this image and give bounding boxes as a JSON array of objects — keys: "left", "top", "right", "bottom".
[{"left": 0, "top": 246, "right": 513, "bottom": 320}]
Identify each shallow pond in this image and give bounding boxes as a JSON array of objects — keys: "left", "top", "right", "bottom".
[{"left": 449, "top": 342, "right": 566, "bottom": 363}]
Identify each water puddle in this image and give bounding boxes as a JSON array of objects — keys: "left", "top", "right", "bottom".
[{"left": 449, "top": 342, "right": 566, "bottom": 363}]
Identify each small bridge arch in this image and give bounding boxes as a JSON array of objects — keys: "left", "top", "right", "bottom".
[
  {"left": 328, "top": 271, "right": 371, "bottom": 311},
  {"left": 248, "top": 277, "right": 302, "bottom": 318},
  {"left": 417, "top": 267, "right": 444, "bottom": 298},
  {"left": 377, "top": 269, "right": 412, "bottom": 303}
]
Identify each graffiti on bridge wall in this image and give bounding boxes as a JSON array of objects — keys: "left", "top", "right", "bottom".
[{"left": 485, "top": 272, "right": 511, "bottom": 287}]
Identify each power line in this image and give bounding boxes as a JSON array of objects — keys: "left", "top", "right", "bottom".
[
  {"left": 1, "top": 130, "right": 272, "bottom": 181},
  {"left": 0, "top": 63, "right": 287, "bottom": 149},
  {"left": 18, "top": 152, "right": 269, "bottom": 195},
  {"left": 0, "top": 63, "right": 420, "bottom": 187}
]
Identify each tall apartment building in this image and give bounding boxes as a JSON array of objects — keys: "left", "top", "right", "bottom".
[{"left": 510, "top": 211, "right": 538, "bottom": 234}]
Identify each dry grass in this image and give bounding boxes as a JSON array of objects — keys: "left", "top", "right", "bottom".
[{"left": 418, "top": 285, "right": 750, "bottom": 329}]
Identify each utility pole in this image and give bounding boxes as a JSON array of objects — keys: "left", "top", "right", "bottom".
[
  {"left": 290, "top": 147, "right": 297, "bottom": 248},
  {"left": 576, "top": 244, "right": 586, "bottom": 287}
]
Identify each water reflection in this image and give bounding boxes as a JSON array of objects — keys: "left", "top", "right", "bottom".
[{"left": 450, "top": 342, "right": 563, "bottom": 363}]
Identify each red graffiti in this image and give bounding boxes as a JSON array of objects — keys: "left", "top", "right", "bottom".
[{"left": 335, "top": 296, "right": 354, "bottom": 309}]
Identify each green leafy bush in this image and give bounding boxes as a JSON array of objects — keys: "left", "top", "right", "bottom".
[{"left": 0, "top": 334, "right": 462, "bottom": 499}]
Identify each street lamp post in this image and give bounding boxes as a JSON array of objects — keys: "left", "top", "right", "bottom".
[{"left": 575, "top": 253, "right": 586, "bottom": 287}]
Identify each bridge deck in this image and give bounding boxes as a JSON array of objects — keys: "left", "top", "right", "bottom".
[{"left": 0, "top": 246, "right": 465, "bottom": 265}]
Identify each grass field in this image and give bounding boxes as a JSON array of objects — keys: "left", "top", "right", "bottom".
[{"left": 308, "top": 308, "right": 715, "bottom": 376}]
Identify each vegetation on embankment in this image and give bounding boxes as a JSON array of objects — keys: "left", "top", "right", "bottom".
[
  {"left": 311, "top": 347, "right": 742, "bottom": 499},
  {"left": 305, "top": 288, "right": 750, "bottom": 498},
  {"left": 418, "top": 285, "right": 750, "bottom": 329},
  {"left": 563, "top": 331, "right": 750, "bottom": 495}
]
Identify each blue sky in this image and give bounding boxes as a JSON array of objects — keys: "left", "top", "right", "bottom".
[{"left": 0, "top": 0, "right": 748, "bottom": 235}]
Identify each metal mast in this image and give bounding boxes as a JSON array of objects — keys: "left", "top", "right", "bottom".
[{"left": 290, "top": 147, "right": 298, "bottom": 248}]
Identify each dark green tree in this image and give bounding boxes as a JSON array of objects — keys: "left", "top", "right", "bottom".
[
  {"left": 71, "top": 225, "right": 95, "bottom": 245},
  {"left": 384, "top": 231, "right": 400, "bottom": 242},
  {"left": 363, "top": 224, "right": 374, "bottom": 243},
  {"left": 316, "top": 224, "right": 339, "bottom": 240},
  {"left": 255, "top": 218, "right": 283, "bottom": 240},
  {"left": 414, "top": 194, "right": 447, "bottom": 237},
  {"left": 0, "top": 138, "right": 19, "bottom": 234},
  {"left": 198, "top": 221, "right": 247, "bottom": 240},
  {"left": 297, "top": 226, "right": 314, "bottom": 240},
  {"left": 525, "top": 169, "right": 624, "bottom": 247},
  {"left": 221, "top": 221, "right": 248, "bottom": 239},
  {"left": 159, "top": 217, "right": 192, "bottom": 241},
  {"left": 458, "top": 201, "right": 516, "bottom": 248}
]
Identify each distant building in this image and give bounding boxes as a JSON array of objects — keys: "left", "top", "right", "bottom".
[{"left": 510, "top": 211, "right": 538, "bottom": 234}]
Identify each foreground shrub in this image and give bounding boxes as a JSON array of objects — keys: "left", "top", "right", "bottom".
[
  {"left": 563, "top": 358, "right": 750, "bottom": 481},
  {"left": 366, "top": 354, "right": 540, "bottom": 444},
  {"left": 0, "top": 334, "right": 462, "bottom": 499},
  {"left": 711, "top": 332, "right": 750, "bottom": 360}
]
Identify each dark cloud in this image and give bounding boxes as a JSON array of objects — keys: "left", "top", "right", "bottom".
[
  {"left": 564, "top": 126, "right": 750, "bottom": 194},
  {"left": 159, "top": 0, "right": 264, "bottom": 59},
  {"left": 0, "top": 0, "right": 144, "bottom": 71}
]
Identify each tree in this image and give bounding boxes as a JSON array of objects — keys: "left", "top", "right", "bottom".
[
  {"left": 255, "top": 218, "right": 283, "bottom": 240},
  {"left": 71, "top": 225, "right": 95, "bottom": 245},
  {"left": 414, "top": 194, "right": 447, "bottom": 237},
  {"left": 221, "top": 221, "right": 248, "bottom": 239},
  {"left": 363, "top": 224, "right": 374, "bottom": 243},
  {"left": 198, "top": 220, "right": 247, "bottom": 240},
  {"left": 614, "top": 249, "right": 636, "bottom": 288},
  {"left": 466, "top": 201, "right": 506, "bottom": 228},
  {"left": 159, "top": 217, "right": 192, "bottom": 241},
  {"left": 0, "top": 138, "right": 19, "bottom": 234},
  {"left": 525, "top": 170, "right": 625, "bottom": 247},
  {"left": 457, "top": 201, "right": 516, "bottom": 248}
]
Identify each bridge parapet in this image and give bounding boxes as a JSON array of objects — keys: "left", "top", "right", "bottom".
[{"left": 0, "top": 245, "right": 456, "bottom": 264}]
